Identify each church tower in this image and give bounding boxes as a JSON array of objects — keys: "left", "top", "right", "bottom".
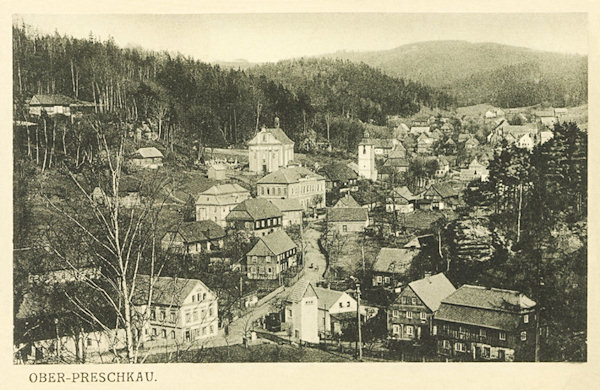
[{"left": 358, "top": 133, "right": 377, "bottom": 181}]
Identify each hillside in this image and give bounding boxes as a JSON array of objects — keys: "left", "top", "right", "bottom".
[{"left": 318, "top": 41, "right": 587, "bottom": 107}]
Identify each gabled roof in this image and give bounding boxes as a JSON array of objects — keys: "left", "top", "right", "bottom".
[
  {"left": 390, "top": 186, "right": 417, "bottom": 201},
  {"left": 135, "top": 147, "right": 163, "bottom": 159},
  {"left": 442, "top": 285, "right": 536, "bottom": 312},
  {"left": 201, "top": 183, "right": 249, "bottom": 196},
  {"left": 417, "top": 133, "right": 433, "bottom": 142},
  {"left": 226, "top": 198, "right": 282, "bottom": 222},
  {"left": 426, "top": 183, "right": 458, "bottom": 198},
  {"left": 30, "top": 94, "right": 76, "bottom": 106},
  {"left": 403, "top": 234, "right": 435, "bottom": 249},
  {"left": 407, "top": 273, "right": 456, "bottom": 312},
  {"left": 248, "top": 127, "right": 294, "bottom": 145},
  {"left": 372, "top": 248, "right": 418, "bottom": 274},
  {"left": 314, "top": 287, "right": 352, "bottom": 310},
  {"left": 257, "top": 167, "right": 324, "bottom": 184},
  {"left": 286, "top": 280, "right": 318, "bottom": 303},
  {"left": 410, "top": 126, "right": 430, "bottom": 134},
  {"left": 270, "top": 198, "right": 303, "bottom": 212},
  {"left": 318, "top": 163, "right": 359, "bottom": 183},
  {"left": 372, "top": 139, "right": 396, "bottom": 149},
  {"left": 327, "top": 207, "right": 368, "bottom": 222},
  {"left": 333, "top": 194, "right": 361, "bottom": 208},
  {"left": 247, "top": 230, "right": 297, "bottom": 257},
  {"left": 166, "top": 220, "right": 226, "bottom": 243},
  {"left": 383, "top": 156, "right": 409, "bottom": 168},
  {"left": 133, "top": 275, "right": 210, "bottom": 306}
]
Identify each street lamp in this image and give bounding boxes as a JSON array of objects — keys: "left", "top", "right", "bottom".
[{"left": 349, "top": 276, "right": 363, "bottom": 361}]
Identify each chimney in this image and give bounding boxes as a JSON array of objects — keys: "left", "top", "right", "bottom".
[{"left": 274, "top": 116, "right": 280, "bottom": 128}]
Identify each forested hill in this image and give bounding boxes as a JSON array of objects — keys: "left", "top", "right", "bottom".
[
  {"left": 318, "top": 41, "right": 588, "bottom": 108},
  {"left": 12, "top": 25, "right": 452, "bottom": 152},
  {"left": 248, "top": 58, "right": 454, "bottom": 124}
]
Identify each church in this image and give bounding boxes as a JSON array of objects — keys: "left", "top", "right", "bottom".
[{"left": 248, "top": 118, "right": 295, "bottom": 173}]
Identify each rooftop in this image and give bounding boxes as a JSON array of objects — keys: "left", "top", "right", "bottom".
[
  {"left": 135, "top": 147, "right": 164, "bottom": 159},
  {"left": 166, "top": 220, "right": 226, "bottom": 243},
  {"left": 327, "top": 207, "right": 368, "bottom": 222},
  {"left": 407, "top": 273, "right": 456, "bottom": 312},
  {"left": 442, "top": 284, "right": 536, "bottom": 312},
  {"left": 248, "top": 126, "right": 294, "bottom": 146},
  {"left": 372, "top": 248, "right": 419, "bottom": 274},
  {"left": 133, "top": 275, "right": 210, "bottom": 306},
  {"left": 257, "top": 167, "right": 324, "bottom": 185},
  {"left": 269, "top": 198, "right": 303, "bottom": 212},
  {"left": 226, "top": 198, "right": 282, "bottom": 222},
  {"left": 247, "top": 230, "right": 297, "bottom": 257},
  {"left": 333, "top": 194, "right": 361, "bottom": 209},
  {"left": 318, "top": 163, "right": 358, "bottom": 183},
  {"left": 314, "top": 287, "right": 350, "bottom": 310}
]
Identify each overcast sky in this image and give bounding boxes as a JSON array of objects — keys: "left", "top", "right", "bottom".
[{"left": 14, "top": 13, "right": 588, "bottom": 62}]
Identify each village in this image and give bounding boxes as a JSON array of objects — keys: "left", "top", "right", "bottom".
[{"left": 14, "top": 91, "right": 587, "bottom": 363}]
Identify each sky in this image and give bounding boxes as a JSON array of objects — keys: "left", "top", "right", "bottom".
[{"left": 14, "top": 13, "right": 588, "bottom": 63}]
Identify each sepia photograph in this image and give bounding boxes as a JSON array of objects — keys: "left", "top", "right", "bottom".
[{"left": 10, "top": 10, "right": 588, "bottom": 369}]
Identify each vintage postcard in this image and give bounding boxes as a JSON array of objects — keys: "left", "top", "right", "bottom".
[{"left": 3, "top": 1, "right": 598, "bottom": 389}]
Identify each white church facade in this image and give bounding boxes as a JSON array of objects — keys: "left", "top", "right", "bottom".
[
  {"left": 358, "top": 136, "right": 378, "bottom": 181},
  {"left": 248, "top": 118, "right": 295, "bottom": 174}
]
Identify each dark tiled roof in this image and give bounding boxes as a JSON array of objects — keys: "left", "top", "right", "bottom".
[
  {"left": 226, "top": 198, "right": 282, "bottom": 222},
  {"left": 327, "top": 207, "right": 368, "bottom": 222},
  {"left": 167, "top": 220, "right": 226, "bottom": 243},
  {"left": 319, "top": 163, "right": 358, "bottom": 183},
  {"left": 442, "top": 285, "right": 536, "bottom": 312},
  {"left": 372, "top": 248, "right": 418, "bottom": 274},
  {"left": 435, "top": 303, "right": 522, "bottom": 330}
]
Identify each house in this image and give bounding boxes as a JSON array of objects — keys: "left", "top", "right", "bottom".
[
  {"left": 132, "top": 147, "right": 164, "bottom": 169},
  {"left": 372, "top": 138, "right": 398, "bottom": 156},
  {"left": 443, "top": 138, "right": 457, "bottom": 154},
  {"left": 386, "top": 186, "right": 417, "bottom": 213},
  {"left": 460, "top": 159, "right": 490, "bottom": 182},
  {"left": 487, "top": 121, "right": 538, "bottom": 147},
  {"left": 346, "top": 162, "right": 360, "bottom": 176},
  {"left": 256, "top": 167, "right": 326, "bottom": 210},
  {"left": 535, "top": 110, "right": 557, "bottom": 127},
  {"left": 464, "top": 137, "right": 480, "bottom": 149},
  {"left": 314, "top": 287, "right": 358, "bottom": 338},
  {"left": 382, "top": 148, "right": 409, "bottom": 174},
  {"left": 28, "top": 94, "right": 94, "bottom": 117},
  {"left": 417, "top": 133, "right": 434, "bottom": 154},
  {"left": 326, "top": 207, "right": 369, "bottom": 234},
  {"left": 394, "top": 123, "right": 410, "bottom": 139},
  {"left": 371, "top": 248, "right": 419, "bottom": 288},
  {"left": 225, "top": 198, "right": 283, "bottom": 237},
  {"left": 440, "top": 122, "right": 454, "bottom": 134},
  {"left": 433, "top": 285, "right": 537, "bottom": 361},
  {"left": 134, "top": 275, "right": 219, "bottom": 345},
  {"left": 517, "top": 133, "right": 536, "bottom": 150},
  {"left": 282, "top": 280, "right": 319, "bottom": 344},
  {"left": 358, "top": 136, "right": 378, "bottom": 181},
  {"left": 161, "top": 220, "right": 226, "bottom": 255},
  {"left": 92, "top": 177, "right": 141, "bottom": 208},
  {"left": 248, "top": 118, "right": 294, "bottom": 173},
  {"left": 435, "top": 156, "right": 450, "bottom": 177},
  {"left": 195, "top": 184, "right": 251, "bottom": 227},
  {"left": 269, "top": 198, "right": 303, "bottom": 226},
  {"left": 333, "top": 193, "right": 362, "bottom": 209},
  {"left": 207, "top": 164, "right": 227, "bottom": 180},
  {"left": 245, "top": 230, "right": 298, "bottom": 280},
  {"left": 388, "top": 273, "right": 456, "bottom": 342},
  {"left": 457, "top": 133, "right": 472, "bottom": 143},
  {"left": 418, "top": 183, "right": 460, "bottom": 210},
  {"left": 410, "top": 126, "right": 430, "bottom": 136},
  {"left": 317, "top": 163, "right": 359, "bottom": 192},
  {"left": 430, "top": 129, "right": 443, "bottom": 141}
]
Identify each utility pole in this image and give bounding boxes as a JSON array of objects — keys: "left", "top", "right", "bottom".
[{"left": 356, "top": 280, "right": 363, "bottom": 361}]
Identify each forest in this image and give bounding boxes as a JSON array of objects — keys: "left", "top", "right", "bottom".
[{"left": 13, "top": 24, "right": 453, "bottom": 159}]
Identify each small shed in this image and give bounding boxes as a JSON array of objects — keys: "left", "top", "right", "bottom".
[{"left": 207, "top": 164, "right": 227, "bottom": 180}]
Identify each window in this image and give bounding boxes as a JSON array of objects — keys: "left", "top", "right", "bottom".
[
  {"left": 454, "top": 342, "right": 466, "bottom": 352},
  {"left": 520, "top": 331, "right": 527, "bottom": 341},
  {"left": 170, "top": 311, "right": 177, "bottom": 323},
  {"left": 392, "top": 325, "right": 400, "bottom": 335},
  {"left": 253, "top": 256, "right": 258, "bottom": 263},
  {"left": 185, "top": 311, "right": 191, "bottom": 323},
  {"left": 161, "top": 329, "right": 167, "bottom": 339},
  {"left": 266, "top": 256, "right": 271, "bottom": 263},
  {"left": 420, "top": 312, "right": 427, "bottom": 320},
  {"left": 411, "top": 297, "right": 417, "bottom": 305},
  {"left": 210, "top": 325, "right": 214, "bottom": 334},
  {"left": 160, "top": 310, "right": 166, "bottom": 321},
  {"left": 376, "top": 276, "right": 382, "bottom": 285},
  {"left": 406, "top": 326, "right": 413, "bottom": 336},
  {"left": 432, "top": 325, "right": 437, "bottom": 335},
  {"left": 524, "top": 314, "right": 529, "bottom": 324},
  {"left": 343, "top": 225, "right": 348, "bottom": 232},
  {"left": 499, "top": 331, "right": 506, "bottom": 341},
  {"left": 442, "top": 340, "right": 451, "bottom": 349},
  {"left": 203, "top": 293, "right": 207, "bottom": 300},
  {"left": 384, "top": 276, "right": 390, "bottom": 284},
  {"left": 267, "top": 267, "right": 272, "bottom": 273},
  {"left": 209, "top": 307, "right": 214, "bottom": 317},
  {"left": 346, "top": 301, "right": 351, "bottom": 307},
  {"left": 192, "top": 295, "right": 195, "bottom": 303},
  {"left": 152, "top": 328, "right": 157, "bottom": 336},
  {"left": 151, "top": 309, "right": 156, "bottom": 321},
  {"left": 406, "top": 311, "right": 413, "bottom": 319},
  {"left": 170, "top": 330, "right": 175, "bottom": 339},
  {"left": 86, "top": 338, "right": 93, "bottom": 347},
  {"left": 202, "top": 327, "right": 207, "bottom": 335},
  {"left": 480, "top": 329, "right": 487, "bottom": 338},
  {"left": 339, "top": 302, "right": 343, "bottom": 308}
]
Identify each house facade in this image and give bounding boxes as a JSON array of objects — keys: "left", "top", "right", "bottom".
[
  {"left": 132, "top": 147, "right": 164, "bottom": 169},
  {"left": 256, "top": 167, "right": 326, "bottom": 210},
  {"left": 314, "top": 287, "right": 358, "bottom": 338},
  {"left": 417, "top": 133, "right": 434, "bottom": 154},
  {"left": 358, "top": 137, "right": 378, "bottom": 181},
  {"left": 371, "top": 248, "right": 419, "bottom": 288},
  {"left": 318, "top": 163, "right": 359, "bottom": 192},
  {"left": 161, "top": 220, "right": 226, "bottom": 255},
  {"left": 418, "top": 184, "right": 459, "bottom": 210},
  {"left": 460, "top": 159, "right": 490, "bottom": 182},
  {"left": 195, "top": 184, "right": 251, "bottom": 227},
  {"left": 388, "top": 273, "right": 456, "bottom": 342},
  {"left": 245, "top": 230, "right": 298, "bottom": 280},
  {"left": 207, "top": 164, "right": 227, "bottom": 180},
  {"left": 386, "top": 186, "right": 417, "bottom": 214},
  {"left": 225, "top": 198, "right": 283, "bottom": 237},
  {"left": 248, "top": 118, "right": 294, "bottom": 173},
  {"left": 134, "top": 275, "right": 219, "bottom": 345},
  {"left": 283, "top": 280, "right": 320, "bottom": 344},
  {"left": 269, "top": 198, "right": 303, "bottom": 226},
  {"left": 433, "top": 285, "right": 537, "bottom": 361},
  {"left": 28, "top": 94, "right": 94, "bottom": 117},
  {"left": 326, "top": 207, "right": 369, "bottom": 234}
]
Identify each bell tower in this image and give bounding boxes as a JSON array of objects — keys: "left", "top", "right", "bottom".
[{"left": 358, "top": 133, "right": 377, "bottom": 181}]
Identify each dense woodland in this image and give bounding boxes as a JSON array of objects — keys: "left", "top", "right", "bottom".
[{"left": 13, "top": 24, "right": 452, "bottom": 156}]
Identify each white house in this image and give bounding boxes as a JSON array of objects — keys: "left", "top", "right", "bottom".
[
  {"left": 314, "top": 287, "right": 358, "bottom": 337},
  {"left": 132, "top": 147, "right": 164, "bottom": 169},
  {"left": 283, "top": 280, "right": 319, "bottom": 344},
  {"left": 195, "top": 183, "right": 251, "bottom": 227}
]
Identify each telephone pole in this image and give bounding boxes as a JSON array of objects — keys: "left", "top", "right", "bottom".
[{"left": 356, "top": 281, "right": 363, "bottom": 361}]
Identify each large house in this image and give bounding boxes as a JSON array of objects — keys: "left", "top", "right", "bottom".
[
  {"left": 371, "top": 248, "right": 419, "bottom": 288},
  {"left": 245, "top": 230, "right": 298, "bottom": 280},
  {"left": 418, "top": 183, "right": 460, "bottom": 210},
  {"left": 433, "top": 285, "right": 537, "bottom": 361},
  {"left": 417, "top": 133, "right": 434, "bottom": 154},
  {"left": 314, "top": 287, "right": 358, "bottom": 338},
  {"left": 134, "top": 275, "right": 219, "bottom": 345},
  {"left": 282, "top": 280, "right": 320, "bottom": 344},
  {"left": 132, "top": 147, "right": 164, "bottom": 169},
  {"left": 256, "top": 167, "right": 326, "bottom": 210},
  {"left": 326, "top": 206, "right": 369, "bottom": 235},
  {"left": 318, "top": 163, "right": 359, "bottom": 192},
  {"left": 248, "top": 118, "right": 294, "bottom": 173},
  {"left": 28, "top": 94, "right": 94, "bottom": 117},
  {"left": 269, "top": 198, "right": 303, "bottom": 226},
  {"left": 195, "top": 184, "right": 251, "bottom": 227},
  {"left": 460, "top": 159, "right": 490, "bottom": 182},
  {"left": 225, "top": 198, "right": 282, "bottom": 237},
  {"left": 161, "top": 220, "right": 226, "bottom": 255},
  {"left": 388, "top": 273, "right": 456, "bottom": 342},
  {"left": 386, "top": 186, "right": 418, "bottom": 214}
]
